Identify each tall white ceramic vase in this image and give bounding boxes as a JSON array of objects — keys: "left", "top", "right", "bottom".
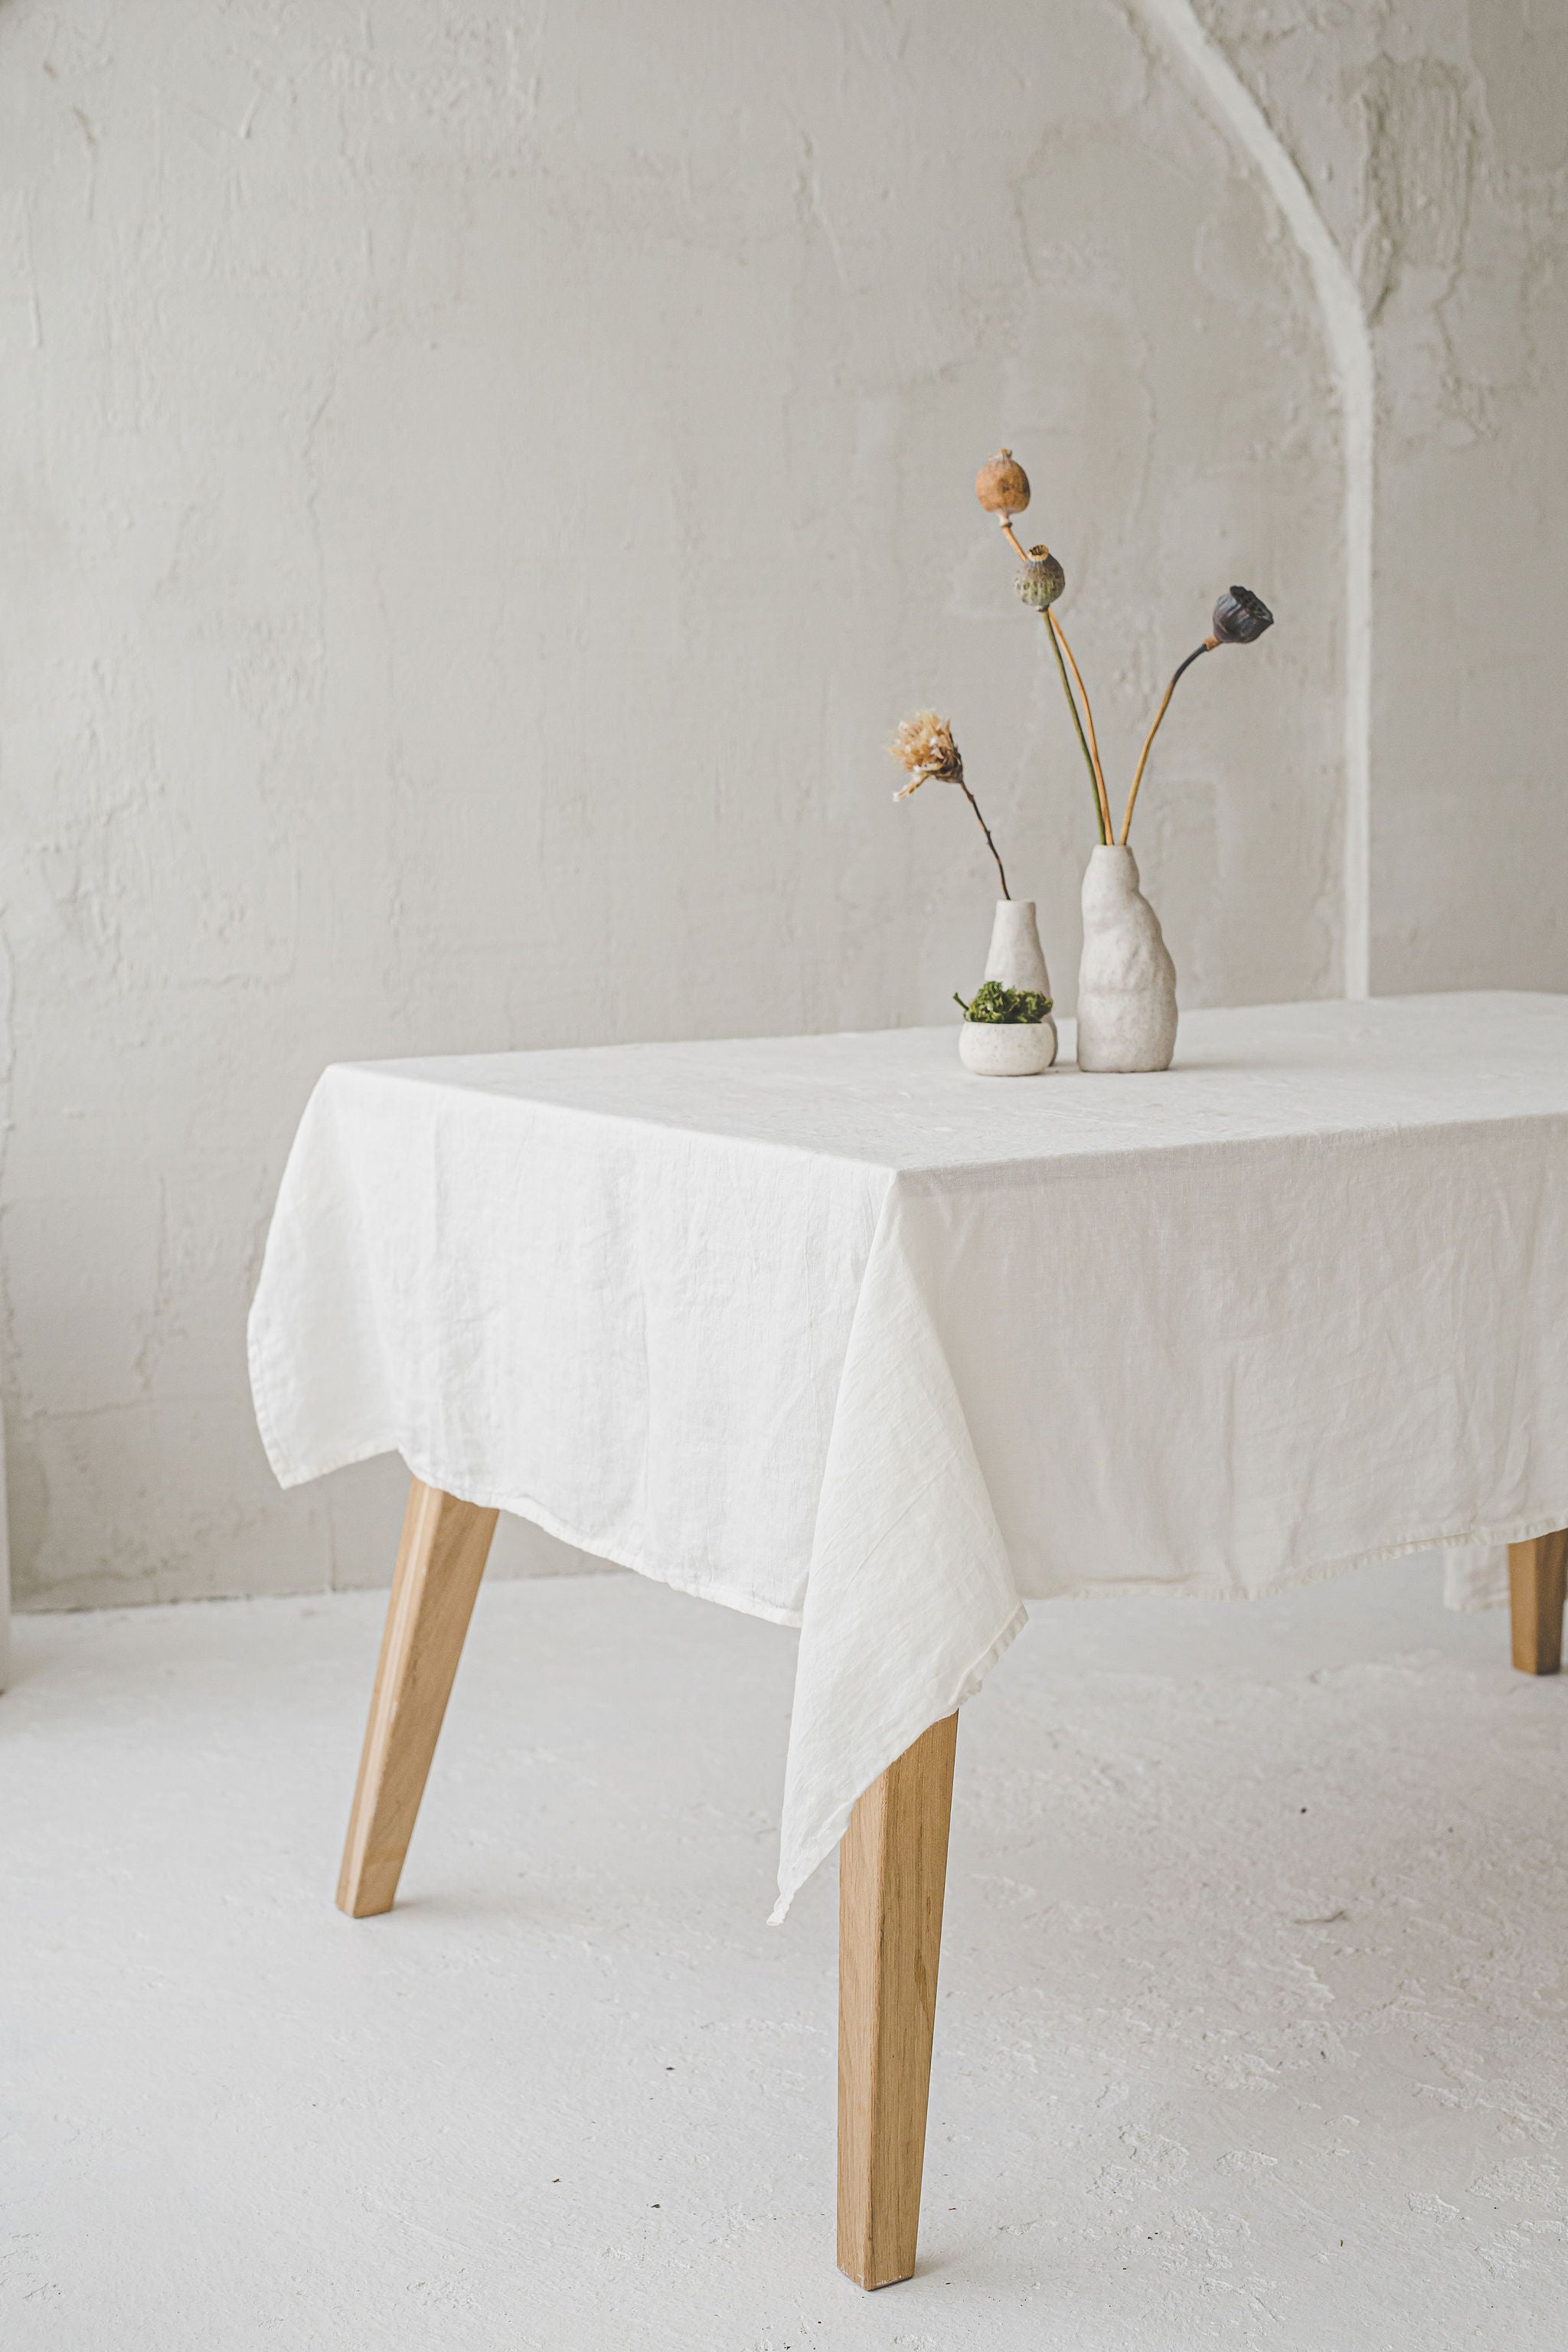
[
  {"left": 1076, "top": 847, "right": 1178, "bottom": 1073},
  {"left": 981, "top": 898, "right": 1057, "bottom": 1067}
]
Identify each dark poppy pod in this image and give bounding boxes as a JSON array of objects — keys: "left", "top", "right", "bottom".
[
  {"left": 1212, "top": 585, "right": 1274, "bottom": 644},
  {"left": 1014, "top": 547, "right": 1066, "bottom": 610},
  {"left": 975, "top": 449, "right": 1031, "bottom": 517}
]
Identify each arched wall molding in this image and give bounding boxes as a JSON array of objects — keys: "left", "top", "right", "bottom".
[{"left": 1124, "top": 0, "right": 1374, "bottom": 999}]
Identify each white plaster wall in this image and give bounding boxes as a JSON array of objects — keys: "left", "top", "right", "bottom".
[
  {"left": 1193, "top": 0, "right": 1568, "bottom": 988},
  {"left": 0, "top": 0, "right": 1560, "bottom": 1609}
]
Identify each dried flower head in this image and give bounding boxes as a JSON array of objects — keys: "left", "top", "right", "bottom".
[
  {"left": 888, "top": 710, "right": 1011, "bottom": 894},
  {"left": 1014, "top": 546, "right": 1067, "bottom": 611},
  {"left": 1211, "top": 585, "right": 1274, "bottom": 645},
  {"left": 975, "top": 449, "right": 1031, "bottom": 518},
  {"left": 889, "top": 710, "right": 963, "bottom": 798}
]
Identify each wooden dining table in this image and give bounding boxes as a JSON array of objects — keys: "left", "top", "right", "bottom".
[{"left": 249, "top": 994, "right": 1568, "bottom": 2285}]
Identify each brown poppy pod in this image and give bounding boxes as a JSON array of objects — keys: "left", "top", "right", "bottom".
[{"left": 975, "top": 449, "right": 1031, "bottom": 518}]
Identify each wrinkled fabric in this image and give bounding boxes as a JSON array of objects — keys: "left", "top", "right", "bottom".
[{"left": 248, "top": 994, "right": 1568, "bottom": 1916}]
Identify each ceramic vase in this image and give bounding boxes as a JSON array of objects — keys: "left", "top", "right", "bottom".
[
  {"left": 984, "top": 897, "right": 1051, "bottom": 998},
  {"left": 959, "top": 1019, "right": 1056, "bottom": 1076},
  {"left": 959, "top": 897, "right": 1057, "bottom": 1076},
  {"left": 1075, "top": 846, "right": 1178, "bottom": 1073}
]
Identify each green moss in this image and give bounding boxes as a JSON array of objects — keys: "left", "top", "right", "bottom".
[{"left": 953, "top": 981, "right": 1053, "bottom": 1024}]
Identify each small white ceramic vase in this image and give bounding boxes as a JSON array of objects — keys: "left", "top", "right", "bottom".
[
  {"left": 959, "top": 1019, "right": 1056, "bottom": 1076},
  {"left": 984, "top": 897, "right": 1051, "bottom": 997},
  {"left": 1076, "top": 845, "right": 1178, "bottom": 1073},
  {"left": 982, "top": 898, "right": 1067, "bottom": 1067},
  {"left": 958, "top": 897, "right": 1057, "bottom": 1076}
]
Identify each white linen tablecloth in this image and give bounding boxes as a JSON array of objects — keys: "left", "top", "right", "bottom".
[{"left": 248, "top": 994, "right": 1568, "bottom": 1916}]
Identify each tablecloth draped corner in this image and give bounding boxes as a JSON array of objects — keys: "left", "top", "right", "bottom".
[
  {"left": 769, "top": 1184, "right": 1027, "bottom": 1920},
  {"left": 248, "top": 1069, "right": 400, "bottom": 1491}
]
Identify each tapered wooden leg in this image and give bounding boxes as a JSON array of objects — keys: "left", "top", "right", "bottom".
[
  {"left": 336, "top": 1476, "right": 499, "bottom": 1918},
  {"left": 837, "top": 1713, "right": 958, "bottom": 2291},
  {"left": 1508, "top": 1530, "right": 1568, "bottom": 1676}
]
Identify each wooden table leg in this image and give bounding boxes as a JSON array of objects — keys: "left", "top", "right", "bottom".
[
  {"left": 336, "top": 1475, "right": 499, "bottom": 1918},
  {"left": 1508, "top": 1530, "right": 1568, "bottom": 1676},
  {"left": 837, "top": 1713, "right": 958, "bottom": 2291}
]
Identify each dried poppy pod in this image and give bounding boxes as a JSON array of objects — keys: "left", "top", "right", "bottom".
[
  {"left": 1211, "top": 585, "right": 1274, "bottom": 645},
  {"left": 975, "top": 449, "right": 1031, "bottom": 518},
  {"left": 1014, "top": 546, "right": 1066, "bottom": 610}
]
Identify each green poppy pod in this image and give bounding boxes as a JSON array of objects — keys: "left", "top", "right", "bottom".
[{"left": 1014, "top": 548, "right": 1066, "bottom": 610}]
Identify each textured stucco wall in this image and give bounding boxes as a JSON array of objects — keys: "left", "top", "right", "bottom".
[
  {"left": 1194, "top": 0, "right": 1568, "bottom": 987},
  {"left": 0, "top": 0, "right": 1561, "bottom": 1609}
]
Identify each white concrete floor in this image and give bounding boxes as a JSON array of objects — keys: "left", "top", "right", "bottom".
[{"left": 2, "top": 1559, "right": 1566, "bottom": 2350}]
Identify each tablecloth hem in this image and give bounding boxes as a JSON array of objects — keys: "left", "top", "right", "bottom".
[
  {"left": 766, "top": 1596, "right": 1029, "bottom": 1927},
  {"left": 252, "top": 1421, "right": 809, "bottom": 1633},
  {"left": 246, "top": 1318, "right": 321, "bottom": 1494},
  {"left": 1019, "top": 1510, "right": 1568, "bottom": 1611}
]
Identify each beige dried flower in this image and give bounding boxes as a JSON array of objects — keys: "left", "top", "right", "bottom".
[
  {"left": 888, "top": 710, "right": 1011, "bottom": 896},
  {"left": 888, "top": 710, "right": 963, "bottom": 798}
]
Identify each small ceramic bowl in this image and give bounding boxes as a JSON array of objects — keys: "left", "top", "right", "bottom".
[{"left": 958, "top": 1018, "right": 1058, "bottom": 1076}]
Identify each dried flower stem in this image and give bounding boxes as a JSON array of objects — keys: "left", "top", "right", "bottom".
[
  {"left": 889, "top": 711, "right": 1010, "bottom": 893},
  {"left": 1040, "top": 611, "right": 1106, "bottom": 844},
  {"left": 1119, "top": 639, "right": 1215, "bottom": 844},
  {"left": 1001, "top": 520, "right": 1112, "bottom": 844},
  {"left": 1048, "top": 610, "right": 1113, "bottom": 844},
  {"left": 956, "top": 772, "right": 1010, "bottom": 898}
]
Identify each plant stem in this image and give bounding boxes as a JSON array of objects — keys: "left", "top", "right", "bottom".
[
  {"left": 998, "top": 517, "right": 1111, "bottom": 848},
  {"left": 1041, "top": 611, "right": 1106, "bottom": 844},
  {"left": 956, "top": 768, "right": 1010, "bottom": 898},
  {"left": 1048, "top": 610, "right": 1112, "bottom": 844},
  {"left": 1119, "top": 639, "right": 1213, "bottom": 844}
]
